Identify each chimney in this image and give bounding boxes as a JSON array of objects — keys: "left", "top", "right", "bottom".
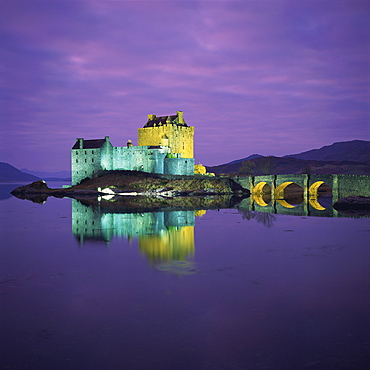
[
  {"left": 77, "top": 138, "right": 83, "bottom": 149},
  {"left": 105, "top": 136, "right": 110, "bottom": 142},
  {"left": 148, "top": 114, "right": 156, "bottom": 120},
  {"left": 127, "top": 139, "right": 132, "bottom": 148},
  {"left": 177, "top": 111, "right": 184, "bottom": 124}
]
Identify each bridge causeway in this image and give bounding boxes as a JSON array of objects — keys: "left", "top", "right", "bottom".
[{"left": 232, "top": 174, "right": 370, "bottom": 216}]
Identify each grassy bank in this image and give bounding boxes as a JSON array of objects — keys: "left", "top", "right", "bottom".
[{"left": 72, "top": 170, "right": 245, "bottom": 194}]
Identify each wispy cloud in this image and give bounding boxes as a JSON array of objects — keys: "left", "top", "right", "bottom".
[{"left": 1, "top": 0, "right": 369, "bottom": 170}]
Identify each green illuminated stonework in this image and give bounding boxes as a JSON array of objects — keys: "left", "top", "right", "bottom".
[{"left": 71, "top": 112, "right": 195, "bottom": 185}]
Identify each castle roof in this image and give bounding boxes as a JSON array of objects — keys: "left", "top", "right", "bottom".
[
  {"left": 143, "top": 113, "right": 188, "bottom": 128},
  {"left": 72, "top": 139, "right": 106, "bottom": 149}
]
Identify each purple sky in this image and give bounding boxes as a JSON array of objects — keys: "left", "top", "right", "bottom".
[{"left": 1, "top": 1, "right": 369, "bottom": 171}]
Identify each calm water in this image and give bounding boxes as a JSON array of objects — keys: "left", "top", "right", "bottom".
[{"left": 1, "top": 183, "right": 369, "bottom": 370}]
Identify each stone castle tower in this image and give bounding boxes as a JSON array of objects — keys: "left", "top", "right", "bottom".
[
  {"left": 138, "top": 111, "right": 194, "bottom": 159},
  {"left": 71, "top": 111, "right": 197, "bottom": 185}
]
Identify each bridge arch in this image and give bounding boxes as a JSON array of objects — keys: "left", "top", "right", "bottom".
[
  {"left": 308, "top": 197, "right": 326, "bottom": 210},
  {"left": 253, "top": 181, "right": 271, "bottom": 195},
  {"left": 252, "top": 182, "right": 272, "bottom": 206},
  {"left": 253, "top": 193, "right": 269, "bottom": 207},
  {"left": 276, "top": 199, "right": 296, "bottom": 208},
  {"left": 309, "top": 181, "right": 332, "bottom": 197},
  {"left": 275, "top": 181, "right": 293, "bottom": 199},
  {"left": 275, "top": 182, "right": 302, "bottom": 198},
  {"left": 275, "top": 182, "right": 304, "bottom": 207}
]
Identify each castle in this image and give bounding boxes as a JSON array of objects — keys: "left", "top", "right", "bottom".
[{"left": 71, "top": 111, "right": 198, "bottom": 185}]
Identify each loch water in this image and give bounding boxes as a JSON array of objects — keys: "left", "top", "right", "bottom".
[{"left": 1, "top": 183, "right": 369, "bottom": 370}]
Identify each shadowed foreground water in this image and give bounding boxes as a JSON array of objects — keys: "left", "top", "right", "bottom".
[{"left": 1, "top": 187, "right": 369, "bottom": 369}]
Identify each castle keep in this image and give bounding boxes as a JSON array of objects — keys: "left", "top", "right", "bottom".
[{"left": 71, "top": 111, "right": 195, "bottom": 185}]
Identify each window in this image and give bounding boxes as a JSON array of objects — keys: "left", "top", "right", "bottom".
[
  {"left": 92, "top": 158, "right": 94, "bottom": 163},
  {"left": 85, "top": 151, "right": 87, "bottom": 154},
  {"left": 85, "top": 158, "right": 87, "bottom": 163},
  {"left": 76, "top": 159, "right": 78, "bottom": 163},
  {"left": 92, "top": 150, "right": 94, "bottom": 154}
]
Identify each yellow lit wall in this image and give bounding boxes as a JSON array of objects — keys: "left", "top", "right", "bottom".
[{"left": 138, "top": 124, "right": 194, "bottom": 159}]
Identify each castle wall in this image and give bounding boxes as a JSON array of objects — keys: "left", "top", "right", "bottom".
[
  {"left": 138, "top": 124, "right": 194, "bottom": 159},
  {"left": 164, "top": 157, "right": 194, "bottom": 176},
  {"left": 72, "top": 112, "right": 196, "bottom": 184},
  {"left": 71, "top": 140, "right": 113, "bottom": 185},
  {"left": 113, "top": 146, "right": 169, "bottom": 173},
  {"left": 71, "top": 148, "right": 103, "bottom": 185},
  {"left": 100, "top": 139, "right": 114, "bottom": 171}
]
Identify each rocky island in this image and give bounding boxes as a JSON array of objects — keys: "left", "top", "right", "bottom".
[{"left": 10, "top": 170, "right": 250, "bottom": 208}]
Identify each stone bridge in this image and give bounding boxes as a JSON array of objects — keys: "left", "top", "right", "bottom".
[{"left": 232, "top": 174, "right": 370, "bottom": 216}]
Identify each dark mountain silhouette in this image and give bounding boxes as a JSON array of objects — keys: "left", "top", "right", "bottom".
[
  {"left": 21, "top": 168, "right": 71, "bottom": 181},
  {"left": 223, "top": 154, "right": 263, "bottom": 165},
  {"left": 0, "top": 162, "right": 41, "bottom": 182},
  {"left": 284, "top": 140, "right": 370, "bottom": 164},
  {"left": 207, "top": 156, "right": 370, "bottom": 176},
  {"left": 207, "top": 140, "right": 370, "bottom": 176}
]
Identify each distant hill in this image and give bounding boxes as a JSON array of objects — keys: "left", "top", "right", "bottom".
[
  {"left": 21, "top": 168, "right": 71, "bottom": 181},
  {"left": 0, "top": 162, "right": 41, "bottom": 182},
  {"left": 284, "top": 140, "right": 370, "bottom": 164},
  {"left": 207, "top": 140, "right": 370, "bottom": 176},
  {"left": 223, "top": 154, "right": 263, "bottom": 165},
  {"left": 207, "top": 156, "right": 370, "bottom": 176}
]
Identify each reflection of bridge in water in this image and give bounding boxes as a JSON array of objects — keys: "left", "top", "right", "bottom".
[{"left": 233, "top": 174, "right": 370, "bottom": 217}]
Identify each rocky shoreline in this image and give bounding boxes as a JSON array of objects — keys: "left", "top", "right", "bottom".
[
  {"left": 10, "top": 171, "right": 250, "bottom": 202},
  {"left": 10, "top": 178, "right": 248, "bottom": 210}
]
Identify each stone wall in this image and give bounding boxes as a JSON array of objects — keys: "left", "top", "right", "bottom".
[
  {"left": 72, "top": 143, "right": 195, "bottom": 185},
  {"left": 138, "top": 124, "right": 194, "bottom": 159},
  {"left": 113, "top": 146, "right": 169, "bottom": 173},
  {"left": 72, "top": 140, "right": 114, "bottom": 185},
  {"left": 337, "top": 174, "right": 370, "bottom": 198},
  {"left": 164, "top": 157, "right": 195, "bottom": 176}
]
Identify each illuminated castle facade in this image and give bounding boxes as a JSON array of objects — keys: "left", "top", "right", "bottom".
[{"left": 71, "top": 111, "right": 195, "bottom": 185}]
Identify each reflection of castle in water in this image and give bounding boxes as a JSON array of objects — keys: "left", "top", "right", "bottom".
[{"left": 72, "top": 200, "right": 196, "bottom": 262}]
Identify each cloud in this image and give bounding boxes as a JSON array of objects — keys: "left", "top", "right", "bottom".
[{"left": 1, "top": 0, "right": 369, "bottom": 170}]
